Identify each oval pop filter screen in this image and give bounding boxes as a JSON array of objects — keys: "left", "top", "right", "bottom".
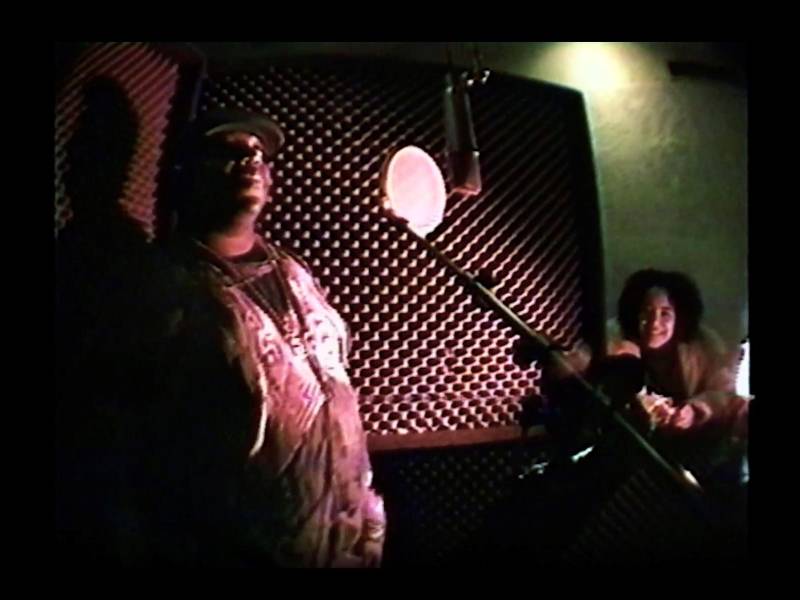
[{"left": 382, "top": 146, "right": 446, "bottom": 237}]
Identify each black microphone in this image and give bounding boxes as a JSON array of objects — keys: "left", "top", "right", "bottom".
[
  {"left": 443, "top": 72, "right": 481, "bottom": 196},
  {"left": 593, "top": 354, "right": 646, "bottom": 402}
]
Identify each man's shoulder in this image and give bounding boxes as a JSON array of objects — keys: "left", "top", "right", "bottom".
[
  {"left": 268, "top": 241, "right": 309, "bottom": 270},
  {"left": 267, "top": 242, "right": 319, "bottom": 283}
]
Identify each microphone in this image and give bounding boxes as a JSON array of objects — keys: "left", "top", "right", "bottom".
[
  {"left": 443, "top": 71, "right": 482, "bottom": 196},
  {"left": 593, "top": 354, "right": 647, "bottom": 402}
]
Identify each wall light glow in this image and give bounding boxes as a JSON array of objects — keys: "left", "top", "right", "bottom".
[
  {"left": 567, "top": 42, "right": 629, "bottom": 92},
  {"left": 736, "top": 339, "right": 750, "bottom": 397}
]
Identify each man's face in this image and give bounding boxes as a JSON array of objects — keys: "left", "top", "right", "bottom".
[
  {"left": 638, "top": 287, "right": 676, "bottom": 350},
  {"left": 193, "top": 131, "right": 273, "bottom": 217}
]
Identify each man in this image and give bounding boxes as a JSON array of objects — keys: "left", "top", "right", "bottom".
[{"left": 160, "top": 109, "right": 385, "bottom": 567}]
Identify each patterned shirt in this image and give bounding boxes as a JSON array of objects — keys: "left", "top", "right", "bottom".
[{"left": 167, "top": 235, "right": 384, "bottom": 567}]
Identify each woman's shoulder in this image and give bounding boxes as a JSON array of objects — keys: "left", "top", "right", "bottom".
[
  {"left": 682, "top": 324, "right": 739, "bottom": 376},
  {"left": 688, "top": 325, "right": 729, "bottom": 356}
]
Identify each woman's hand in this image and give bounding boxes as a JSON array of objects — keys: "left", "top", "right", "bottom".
[{"left": 636, "top": 390, "right": 676, "bottom": 428}]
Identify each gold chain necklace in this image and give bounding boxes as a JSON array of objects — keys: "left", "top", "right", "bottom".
[{"left": 207, "top": 239, "right": 334, "bottom": 399}]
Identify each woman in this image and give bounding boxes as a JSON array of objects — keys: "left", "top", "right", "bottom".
[{"left": 607, "top": 269, "right": 747, "bottom": 436}]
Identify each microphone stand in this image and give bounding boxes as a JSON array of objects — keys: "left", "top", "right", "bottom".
[{"left": 386, "top": 210, "right": 706, "bottom": 499}]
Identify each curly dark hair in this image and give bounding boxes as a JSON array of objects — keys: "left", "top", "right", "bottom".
[{"left": 617, "top": 269, "right": 704, "bottom": 343}]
